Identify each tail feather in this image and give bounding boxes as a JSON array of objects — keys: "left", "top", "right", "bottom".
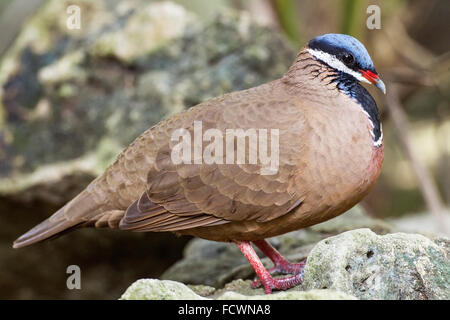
[
  {"left": 13, "top": 210, "right": 78, "bottom": 248},
  {"left": 13, "top": 190, "right": 101, "bottom": 248}
]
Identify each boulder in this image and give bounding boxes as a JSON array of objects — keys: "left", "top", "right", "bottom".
[
  {"left": 120, "top": 278, "right": 357, "bottom": 300},
  {"left": 120, "top": 279, "right": 208, "bottom": 300},
  {"left": 0, "top": 0, "right": 294, "bottom": 199},
  {"left": 301, "top": 228, "right": 449, "bottom": 300}
]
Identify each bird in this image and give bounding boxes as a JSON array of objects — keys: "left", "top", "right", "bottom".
[{"left": 13, "top": 33, "right": 385, "bottom": 294}]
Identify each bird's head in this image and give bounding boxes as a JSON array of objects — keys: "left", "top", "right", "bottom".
[{"left": 307, "top": 33, "right": 386, "bottom": 94}]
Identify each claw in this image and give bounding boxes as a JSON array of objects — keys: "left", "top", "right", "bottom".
[
  {"left": 258, "top": 273, "right": 304, "bottom": 294},
  {"left": 235, "top": 240, "right": 307, "bottom": 294},
  {"left": 251, "top": 263, "right": 305, "bottom": 289}
]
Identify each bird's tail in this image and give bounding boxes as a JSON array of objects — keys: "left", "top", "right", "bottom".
[{"left": 13, "top": 190, "right": 99, "bottom": 248}]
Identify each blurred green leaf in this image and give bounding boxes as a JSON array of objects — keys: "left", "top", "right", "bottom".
[
  {"left": 340, "top": 0, "right": 366, "bottom": 38},
  {"left": 272, "top": 0, "right": 302, "bottom": 46}
]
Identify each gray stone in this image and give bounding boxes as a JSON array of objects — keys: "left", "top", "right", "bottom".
[
  {"left": 120, "top": 278, "right": 357, "bottom": 300},
  {"left": 301, "top": 228, "right": 450, "bottom": 300},
  {"left": 217, "top": 289, "right": 356, "bottom": 300},
  {"left": 387, "top": 211, "right": 450, "bottom": 238},
  {"left": 0, "top": 0, "right": 295, "bottom": 199},
  {"left": 120, "top": 279, "right": 207, "bottom": 300},
  {"left": 310, "top": 204, "right": 391, "bottom": 235}
]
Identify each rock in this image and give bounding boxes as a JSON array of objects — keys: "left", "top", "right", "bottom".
[
  {"left": 0, "top": 0, "right": 294, "bottom": 199},
  {"left": 309, "top": 205, "right": 391, "bottom": 235},
  {"left": 217, "top": 289, "right": 357, "bottom": 300},
  {"left": 0, "top": 0, "right": 295, "bottom": 299},
  {"left": 161, "top": 206, "right": 391, "bottom": 287},
  {"left": 388, "top": 211, "right": 450, "bottom": 238},
  {"left": 211, "top": 279, "right": 357, "bottom": 299},
  {"left": 120, "top": 278, "right": 357, "bottom": 300},
  {"left": 187, "top": 284, "right": 217, "bottom": 297},
  {"left": 120, "top": 279, "right": 207, "bottom": 300},
  {"left": 161, "top": 237, "right": 251, "bottom": 288},
  {"left": 301, "top": 228, "right": 449, "bottom": 300}
]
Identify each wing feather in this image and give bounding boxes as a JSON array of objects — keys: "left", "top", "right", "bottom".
[{"left": 119, "top": 84, "right": 309, "bottom": 231}]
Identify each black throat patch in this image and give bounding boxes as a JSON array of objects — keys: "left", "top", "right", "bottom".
[{"left": 330, "top": 72, "right": 382, "bottom": 146}]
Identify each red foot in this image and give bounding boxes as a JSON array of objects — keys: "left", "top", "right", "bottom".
[
  {"left": 250, "top": 239, "right": 306, "bottom": 289},
  {"left": 235, "top": 240, "right": 306, "bottom": 294},
  {"left": 251, "top": 261, "right": 305, "bottom": 289},
  {"left": 252, "top": 273, "right": 304, "bottom": 293},
  {"left": 265, "top": 260, "right": 306, "bottom": 275}
]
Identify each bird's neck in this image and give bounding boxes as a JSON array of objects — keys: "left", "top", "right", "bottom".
[{"left": 282, "top": 49, "right": 383, "bottom": 147}]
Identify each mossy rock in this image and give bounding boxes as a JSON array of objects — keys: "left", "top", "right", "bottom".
[
  {"left": 301, "top": 228, "right": 449, "bottom": 299},
  {"left": 0, "top": 0, "right": 295, "bottom": 201},
  {"left": 120, "top": 278, "right": 356, "bottom": 300}
]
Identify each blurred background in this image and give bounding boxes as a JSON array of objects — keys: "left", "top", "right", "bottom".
[{"left": 0, "top": 0, "right": 448, "bottom": 299}]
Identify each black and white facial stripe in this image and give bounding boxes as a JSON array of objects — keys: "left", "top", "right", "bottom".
[
  {"left": 306, "top": 45, "right": 383, "bottom": 147},
  {"left": 307, "top": 48, "right": 370, "bottom": 84}
]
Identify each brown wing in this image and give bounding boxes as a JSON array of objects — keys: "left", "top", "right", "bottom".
[
  {"left": 13, "top": 81, "right": 310, "bottom": 247},
  {"left": 118, "top": 82, "right": 309, "bottom": 232}
]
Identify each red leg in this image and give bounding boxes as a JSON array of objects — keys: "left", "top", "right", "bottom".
[
  {"left": 234, "top": 240, "right": 304, "bottom": 294},
  {"left": 253, "top": 239, "right": 306, "bottom": 274}
]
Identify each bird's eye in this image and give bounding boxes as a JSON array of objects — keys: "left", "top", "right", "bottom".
[{"left": 342, "top": 53, "right": 355, "bottom": 66}]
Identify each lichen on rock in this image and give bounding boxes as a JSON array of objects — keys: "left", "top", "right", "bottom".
[
  {"left": 120, "top": 279, "right": 208, "bottom": 300},
  {"left": 0, "top": 0, "right": 295, "bottom": 202},
  {"left": 120, "top": 278, "right": 357, "bottom": 300},
  {"left": 301, "top": 228, "right": 449, "bottom": 300},
  {"left": 217, "top": 288, "right": 357, "bottom": 300}
]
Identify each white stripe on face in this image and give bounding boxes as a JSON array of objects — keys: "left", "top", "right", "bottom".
[
  {"left": 307, "top": 48, "right": 371, "bottom": 84},
  {"left": 308, "top": 48, "right": 383, "bottom": 147}
]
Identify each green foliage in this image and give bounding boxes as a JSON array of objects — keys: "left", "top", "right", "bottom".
[
  {"left": 340, "top": 0, "right": 366, "bottom": 38},
  {"left": 272, "top": 0, "right": 302, "bottom": 46}
]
